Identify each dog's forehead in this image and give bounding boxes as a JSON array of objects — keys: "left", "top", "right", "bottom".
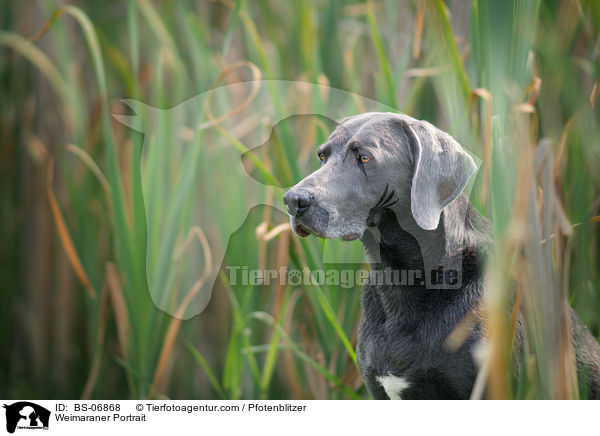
[
  {"left": 325, "top": 112, "right": 414, "bottom": 152},
  {"left": 326, "top": 114, "right": 377, "bottom": 146}
]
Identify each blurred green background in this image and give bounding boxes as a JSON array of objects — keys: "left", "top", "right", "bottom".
[{"left": 1, "top": 0, "right": 599, "bottom": 399}]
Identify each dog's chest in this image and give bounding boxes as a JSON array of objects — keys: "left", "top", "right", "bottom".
[
  {"left": 356, "top": 315, "right": 421, "bottom": 399},
  {"left": 357, "top": 286, "right": 479, "bottom": 399},
  {"left": 357, "top": 324, "right": 470, "bottom": 399}
]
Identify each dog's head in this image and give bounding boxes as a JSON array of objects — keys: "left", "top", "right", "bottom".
[{"left": 283, "top": 112, "right": 477, "bottom": 240}]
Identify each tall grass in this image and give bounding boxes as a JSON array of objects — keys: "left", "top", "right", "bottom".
[{"left": 1, "top": 0, "right": 599, "bottom": 399}]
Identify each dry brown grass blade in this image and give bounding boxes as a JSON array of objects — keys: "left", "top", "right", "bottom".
[
  {"left": 25, "top": 134, "right": 48, "bottom": 164},
  {"left": 486, "top": 247, "right": 520, "bottom": 399},
  {"left": 47, "top": 157, "right": 97, "bottom": 298},
  {"left": 339, "top": 362, "right": 362, "bottom": 390},
  {"left": 445, "top": 305, "right": 480, "bottom": 352},
  {"left": 255, "top": 187, "right": 275, "bottom": 273},
  {"left": 200, "top": 61, "right": 262, "bottom": 130},
  {"left": 470, "top": 88, "right": 492, "bottom": 204},
  {"left": 404, "top": 66, "right": 450, "bottom": 77},
  {"left": 262, "top": 223, "right": 291, "bottom": 241},
  {"left": 553, "top": 194, "right": 573, "bottom": 237},
  {"left": 470, "top": 350, "right": 490, "bottom": 400},
  {"left": 521, "top": 71, "right": 542, "bottom": 107},
  {"left": 506, "top": 136, "right": 579, "bottom": 399},
  {"left": 317, "top": 73, "right": 331, "bottom": 103},
  {"left": 412, "top": 0, "right": 425, "bottom": 59},
  {"left": 256, "top": 221, "right": 269, "bottom": 271},
  {"left": 553, "top": 115, "right": 577, "bottom": 180},
  {"left": 511, "top": 103, "right": 539, "bottom": 150},
  {"left": 66, "top": 143, "right": 110, "bottom": 195},
  {"left": 29, "top": 7, "right": 66, "bottom": 42},
  {"left": 589, "top": 77, "right": 600, "bottom": 108},
  {"left": 149, "top": 226, "right": 212, "bottom": 398},
  {"left": 485, "top": 117, "right": 535, "bottom": 398},
  {"left": 81, "top": 278, "right": 110, "bottom": 399},
  {"left": 297, "top": 116, "right": 319, "bottom": 165},
  {"left": 471, "top": 289, "right": 521, "bottom": 400},
  {"left": 257, "top": 174, "right": 275, "bottom": 271},
  {"left": 343, "top": 2, "right": 382, "bottom": 17},
  {"left": 527, "top": 77, "right": 542, "bottom": 106},
  {"left": 105, "top": 262, "right": 131, "bottom": 359}
]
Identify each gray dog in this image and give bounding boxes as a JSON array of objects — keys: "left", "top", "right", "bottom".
[{"left": 283, "top": 112, "right": 600, "bottom": 399}]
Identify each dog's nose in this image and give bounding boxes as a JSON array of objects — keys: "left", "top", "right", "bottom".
[{"left": 283, "top": 189, "right": 314, "bottom": 216}]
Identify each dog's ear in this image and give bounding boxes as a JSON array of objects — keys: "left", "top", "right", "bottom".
[{"left": 402, "top": 120, "right": 477, "bottom": 231}]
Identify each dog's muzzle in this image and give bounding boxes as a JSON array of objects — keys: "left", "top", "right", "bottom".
[{"left": 283, "top": 187, "right": 326, "bottom": 237}]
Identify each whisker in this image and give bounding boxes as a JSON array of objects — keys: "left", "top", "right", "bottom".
[
  {"left": 384, "top": 190, "right": 395, "bottom": 205},
  {"left": 376, "top": 183, "right": 389, "bottom": 207}
]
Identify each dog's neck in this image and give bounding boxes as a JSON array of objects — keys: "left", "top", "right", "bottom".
[{"left": 360, "top": 194, "right": 489, "bottom": 319}]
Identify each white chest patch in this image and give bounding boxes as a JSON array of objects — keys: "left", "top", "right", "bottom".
[{"left": 377, "top": 374, "right": 410, "bottom": 400}]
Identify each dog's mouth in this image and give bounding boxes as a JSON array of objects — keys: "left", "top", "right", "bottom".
[
  {"left": 290, "top": 217, "right": 318, "bottom": 238},
  {"left": 290, "top": 217, "right": 360, "bottom": 241},
  {"left": 290, "top": 218, "right": 311, "bottom": 237}
]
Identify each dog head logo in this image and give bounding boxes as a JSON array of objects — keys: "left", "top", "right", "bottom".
[
  {"left": 3, "top": 402, "right": 50, "bottom": 433},
  {"left": 112, "top": 80, "right": 479, "bottom": 319}
]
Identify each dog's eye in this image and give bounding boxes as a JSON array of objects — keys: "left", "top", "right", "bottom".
[
  {"left": 318, "top": 152, "right": 325, "bottom": 161},
  {"left": 359, "top": 155, "right": 370, "bottom": 163}
]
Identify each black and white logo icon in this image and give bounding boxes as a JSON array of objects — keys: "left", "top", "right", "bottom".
[{"left": 3, "top": 402, "right": 50, "bottom": 433}]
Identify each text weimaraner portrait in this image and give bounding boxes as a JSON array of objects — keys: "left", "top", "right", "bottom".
[{"left": 283, "top": 112, "right": 600, "bottom": 400}]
